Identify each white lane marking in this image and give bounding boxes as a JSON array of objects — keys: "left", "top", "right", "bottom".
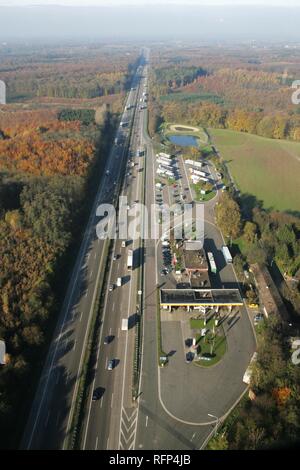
[
  {"left": 192, "top": 432, "right": 196, "bottom": 440},
  {"left": 112, "top": 302, "right": 115, "bottom": 311},
  {"left": 100, "top": 396, "right": 103, "bottom": 409},
  {"left": 95, "top": 436, "right": 98, "bottom": 450},
  {"left": 107, "top": 438, "right": 110, "bottom": 449},
  {"left": 85, "top": 291, "right": 88, "bottom": 297},
  {"left": 145, "top": 415, "right": 148, "bottom": 427},
  {"left": 111, "top": 393, "right": 114, "bottom": 408},
  {"left": 73, "top": 340, "right": 76, "bottom": 351},
  {"left": 80, "top": 312, "right": 83, "bottom": 323},
  {"left": 105, "top": 358, "right": 108, "bottom": 369},
  {"left": 109, "top": 328, "right": 112, "bottom": 335}
]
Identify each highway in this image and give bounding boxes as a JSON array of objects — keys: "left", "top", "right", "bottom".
[
  {"left": 21, "top": 48, "right": 255, "bottom": 451},
  {"left": 20, "top": 54, "right": 147, "bottom": 450},
  {"left": 82, "top": 58, "right": 149, "bottom": 450}
]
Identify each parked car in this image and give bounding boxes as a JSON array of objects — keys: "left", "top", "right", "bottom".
[
  {"left": 186, "top": 352, "right": 194, "bottom": 363},
  {"left": 254, "top": 314, "right": 264, "bottom": 324}
]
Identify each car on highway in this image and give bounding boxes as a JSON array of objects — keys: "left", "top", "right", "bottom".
[
  {"left": 113, "top": 254, "right": 118, "bottom": 261},
  {"left": 109, "top": 284, "right": 114, "bottom": 292},
  {"left": 107, "top": 359, "right": 115, "bottom": 371},
  {"left": 92, "top": 387, "right": 105, "bottom": 401},
  {"left": 104, "top": 335, "right": 113, "bottom": 345}
]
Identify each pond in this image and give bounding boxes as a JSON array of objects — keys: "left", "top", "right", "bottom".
[{"left": 168, "top": 134, "right": 199, "bottom": 147}]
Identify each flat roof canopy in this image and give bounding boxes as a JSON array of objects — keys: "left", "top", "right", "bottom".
[{"left": 160, "top": 289, "right": 243, "bottom": 307}]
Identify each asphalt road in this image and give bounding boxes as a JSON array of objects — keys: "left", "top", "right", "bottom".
[
  {"left": 82, "top": 62, "right": 149, "bottom": 450},
  {"left": 21, "top": 48, "right": 255, "bottom": 451},
  {"left": 20, "top": 58, "right": 146, "bottom": 450}
]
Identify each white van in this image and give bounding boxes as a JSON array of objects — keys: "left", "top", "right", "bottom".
[
  {"left": 121, "top": 241, "right": 126, "bottom": 248},
  {"left": 117, "top": 277, "right": 122, "bottom": 287}
]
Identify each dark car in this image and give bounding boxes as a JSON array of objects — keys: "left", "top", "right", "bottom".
[
  {"left": 107, "top": 359, "right": 115, "bottom": 371},
  {"left": 186, "top": 352, "right": 194, "bottom": 363},
  {"left": 92, "top": 387, "right": 105, "bottom": 401},
  {"left": 104, "top": 335, "right": 114, "bottom": 345}
]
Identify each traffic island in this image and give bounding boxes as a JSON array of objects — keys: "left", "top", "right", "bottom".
[{"left": 190, "top": 317, "right": 227, "bottom": 367}]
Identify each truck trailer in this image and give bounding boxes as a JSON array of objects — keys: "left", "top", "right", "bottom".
[
  {"left": 127, "top": 249, "right": 133, "bottom": 270},
  {"left": 222, "top": 245, "right": 233, "bottom": 264},
  {"left": 207, "top": 252, "right": 217, "bottom": 274}
]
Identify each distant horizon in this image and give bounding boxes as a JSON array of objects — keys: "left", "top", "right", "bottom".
[
  {"left": 1, "top": 0, "right": 300, "bottom": 6},
  {"left": 0, "top": 4, "right": 300, "bottom": 41}
]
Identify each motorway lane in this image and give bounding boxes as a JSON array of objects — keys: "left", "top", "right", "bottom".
[
  {"left": 20, "top": 68, "right": 142, "bottom": 450},
  {"left": 82, "top": 64, "right": 148, "bottom": 450}
]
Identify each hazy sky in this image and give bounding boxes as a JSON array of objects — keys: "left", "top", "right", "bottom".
[{"left": 1, "top": 0, "right": 300, "bottom": 5}]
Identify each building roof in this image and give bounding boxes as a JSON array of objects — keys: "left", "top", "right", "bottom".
[
  {"left": 0, "top": 340, "right": 6, "bottom": 365},
  {"left": 184, "top": 241, "right": 203, "bottom": 251},
  {"left": 160, "top": 289, "right": 243, "bottom": 307},
  {"left": 250, "top": 263, "right": 290, "bottom": 322},
  {"left": 183, "top": 247, "right": 208, "bottom": 272}
]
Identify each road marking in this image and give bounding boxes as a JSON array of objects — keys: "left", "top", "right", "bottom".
[
  {"left": 73, "top": 340, "right": 76, "bottom": 351},
  {"left": 105, "top": 358, "right": 108, "bottom": 369},
  {"left": 85, "top": 291, "right": 88, "bottom": 298},
  {"left": 192, "top": 432, "right": 196, "bottom": 440},
  {"left": 111, "top": 393, "right": 114, "bottom": 408},
  {"left": 107, "top": 438, "right": 110, "bottom": 449},
  {"left": 118, "top": 328, "right": 120, "bottom": 338},
  {"left": 95, "top": 436, "right": 98, "bottom": 450},
  {"left": 109, "top": 328, "right": 112, "bottom": 335},
  {"left": 79, "top": 312, "right": 83, "bottom": 323},
  {"left": 100, "top": 396, "right": 103, "bottom": 408},
  {"left": 145, "top": 415, "right": 148, "bottom": 427}
]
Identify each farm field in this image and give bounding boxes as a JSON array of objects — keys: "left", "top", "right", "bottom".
[{"left": 210, "top": 129, "right": 300, "bottom": 213}]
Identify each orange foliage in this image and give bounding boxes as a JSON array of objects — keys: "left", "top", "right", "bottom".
[{"left": 272, "top": 387, "right": 292, "bottom": 406}]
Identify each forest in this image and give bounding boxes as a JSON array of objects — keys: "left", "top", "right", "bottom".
[
  {"left": 0, "top": 43, "right": 134, "bottom": 447},
  {"left": 148, "top": 45, "right": 300, "bottom": 142}
]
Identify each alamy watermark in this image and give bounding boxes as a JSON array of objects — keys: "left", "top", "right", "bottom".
[
  {"left": 95, "top": 197, "right": 205, "bottom": 243},
  {"left": 0, "top": 80, "right": 6, "bottom": 105},
  {"left": 291, "top": 80, "right": 300, "bottom": 105}
]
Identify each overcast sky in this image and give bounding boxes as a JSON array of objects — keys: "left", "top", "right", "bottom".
[{"left": 1, "top": 0, "right": 300, "bottom": 6}]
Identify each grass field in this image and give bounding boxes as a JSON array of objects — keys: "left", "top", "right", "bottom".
[
  {"left": 190, "top": 317, "right": 227, "bottom": 367},
  {"left": 210, "top": 129, "right": 300, "bottom": 213},
  {"left": 160, "top": 91, "right": 223, "bottom": 105}
]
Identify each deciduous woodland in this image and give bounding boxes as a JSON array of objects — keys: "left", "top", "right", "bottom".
[
  {"left": 0, "top": 43, "right": 138, "bottom": 447},
  {"left": 149, "top": 46, "right": 300, "bottom": 141}
]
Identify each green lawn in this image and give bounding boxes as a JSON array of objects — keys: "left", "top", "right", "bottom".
[
  {"left": 162, "top": 122, "right": 209, "bottom": 146},
  {"left": 191, "top": 183, "right": 216, "bottom": 202},
  {"left": 160, "top": 92, "right": 224, "bottom": 105},
  {"left": 190, "top": 317, "right": 227, "bottom": 367},
  {"left": 210, "top": 129, "right": 300, "bottom": 212}
]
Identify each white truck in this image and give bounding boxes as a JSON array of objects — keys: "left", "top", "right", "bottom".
[
  {"left": 117, "top": 277, "right": 122, "bottom": 287},
  {"left": 185, "top": 159, "right": 203, "bottom": 168},
  {"left": 222, "top": 245, "right": 233, "bottom": 264},
  {"left": 127, "top": 249, "right": 133, "bottom": 270},
  {"left": 121, "top": 318, "right": 128, "bottom": 331}
]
